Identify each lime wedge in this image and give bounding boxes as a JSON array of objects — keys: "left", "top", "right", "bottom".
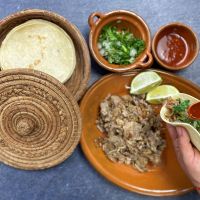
[
  {"left": 146, "top": 85, "right": 179, "bottom": 104},
  {"left": 130, "top": 71, "right": 162, "bottom": 95}
]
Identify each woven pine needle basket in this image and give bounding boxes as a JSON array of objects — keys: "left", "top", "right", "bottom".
[
  {"left": 0, "top": 9, "right": 91, "bottom": 101},
  {"left": 0, "top": 69, "right": 81, "bottom": 170}
]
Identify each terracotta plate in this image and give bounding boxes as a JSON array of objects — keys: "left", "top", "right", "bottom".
[{"left": 80, "top": 70, "right": 200, "bottom": 196}]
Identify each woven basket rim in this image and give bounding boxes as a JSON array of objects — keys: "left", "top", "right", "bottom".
[{"left": 0, "top": 9, "right": 91, "bottom": 101}]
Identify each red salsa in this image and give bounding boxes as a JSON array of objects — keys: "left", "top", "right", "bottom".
[
  {"left": 156, "top": 32, "right": 188, "bottom": 66},
  {"left": 188, "top": 102, "right": 200, "bottom": 120}
]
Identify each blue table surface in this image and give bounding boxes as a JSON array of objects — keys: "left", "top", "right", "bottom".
[{"left": 0, "top": 0, "right": 200, "bottom": 200}]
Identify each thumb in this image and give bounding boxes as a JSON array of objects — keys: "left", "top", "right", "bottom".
[{"left": 176, "top": 126, "right": 194, "bottom": 164}]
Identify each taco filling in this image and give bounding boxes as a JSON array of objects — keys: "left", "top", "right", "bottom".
[{"left": 165, "top": 98, "right": 200, "bottom": 132}]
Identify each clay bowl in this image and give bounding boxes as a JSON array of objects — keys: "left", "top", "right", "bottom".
[
  {"left": 0, "top": 9, "right": 91, "bottom": 101},
  {"left": 88, "top": 10, "right": 153, "bottom": 72},
  {"left": 152, "top": 22, "right": 199, "bottom": 71}
]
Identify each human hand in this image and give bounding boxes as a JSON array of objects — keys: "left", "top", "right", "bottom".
[{"left": 167, "top": 125, "right": 200, "bottom": 194}]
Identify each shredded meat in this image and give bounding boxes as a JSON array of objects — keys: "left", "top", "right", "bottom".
[
  {"left": 96, "top": 94, "right": 166, "bottom": 172},
  {"left": 165, "top": 98, "right": 179, "bottom": 121}
]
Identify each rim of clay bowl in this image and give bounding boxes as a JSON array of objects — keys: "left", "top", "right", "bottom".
[
  {"left": 152, "top": 22, "right": 199, "bottom": 71},
  {"left": 88, "top": 10, "right": 153, "bottom": 72}
]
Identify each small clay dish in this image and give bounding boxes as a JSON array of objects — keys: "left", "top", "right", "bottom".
[
  {"left": 0, "top": 9, "right": 91, "bottom": 101},
  {"left": 88, "top": 10, "right": 153, "bottom": 72},
  {"left": 152, "top": 23, "right": 199, "bottom": 71}
]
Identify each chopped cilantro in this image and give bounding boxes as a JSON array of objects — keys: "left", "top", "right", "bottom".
[
  {"left": 98, "top": 24, "right": 145, "bottom": 65},
  {"left": 173, "top": 99, "right": 190, "bottom": 113}
]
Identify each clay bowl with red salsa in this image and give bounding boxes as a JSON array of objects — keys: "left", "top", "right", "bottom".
[{"left": 152, "top": 22, "right": 199, "bottom": 70}]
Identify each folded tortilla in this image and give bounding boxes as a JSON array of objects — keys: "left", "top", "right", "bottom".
[
  {"left": 160, "top": 93, "right": 200, "bottom": 151},
  {"left": 0, "top": 19, "right": 76, "bottom": 82}
]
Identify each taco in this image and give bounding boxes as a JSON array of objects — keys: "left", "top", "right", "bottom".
[{"left": 160, "top": 93, "right": 200, "bottom": 151}]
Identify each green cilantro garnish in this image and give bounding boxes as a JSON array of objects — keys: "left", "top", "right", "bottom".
[
  {"left": 98, "top": 24, "right": 145, "bottom": 65},
  {"left": 173, "top": 99, "right": 190, "bottom": 113}
]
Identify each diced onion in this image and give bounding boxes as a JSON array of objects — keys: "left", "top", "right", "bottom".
[
  {"left": 99, "top": 48, "right": 105, "bottom": 56},
  {"left": 129, "top": 57, "right": 135, "bottom": 63},
  {"left": 102, "top": 41, "right": 110, "bottom": 49},
  {"left": 97, "top": 42, "right": 102, "bottom": 49},
  {"left": 116, "top": 41, "right": 121, "bottom": 46},
  {"left": 130, "top": 48, "right": 137, "bottom": 57}
]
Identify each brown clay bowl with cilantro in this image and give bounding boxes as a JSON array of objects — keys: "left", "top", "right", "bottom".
[{"left": 88, "top": 10, "right": 153, "bottom": 72}]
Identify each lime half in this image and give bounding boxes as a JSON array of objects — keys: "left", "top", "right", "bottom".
[
  {"left": 130, "top": 71, "right": 162, "bottom": 95},
  {"left": 146, "top": 85, "right": 179, "bottom": 104}
]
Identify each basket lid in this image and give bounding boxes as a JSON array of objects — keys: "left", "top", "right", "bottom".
[{"left": 0, "top": 69, "right": 81, "bottom": 170}]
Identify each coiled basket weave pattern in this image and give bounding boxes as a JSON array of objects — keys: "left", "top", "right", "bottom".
[{"left": 0, "top": 69, "right": 81, "bottom": 170}]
